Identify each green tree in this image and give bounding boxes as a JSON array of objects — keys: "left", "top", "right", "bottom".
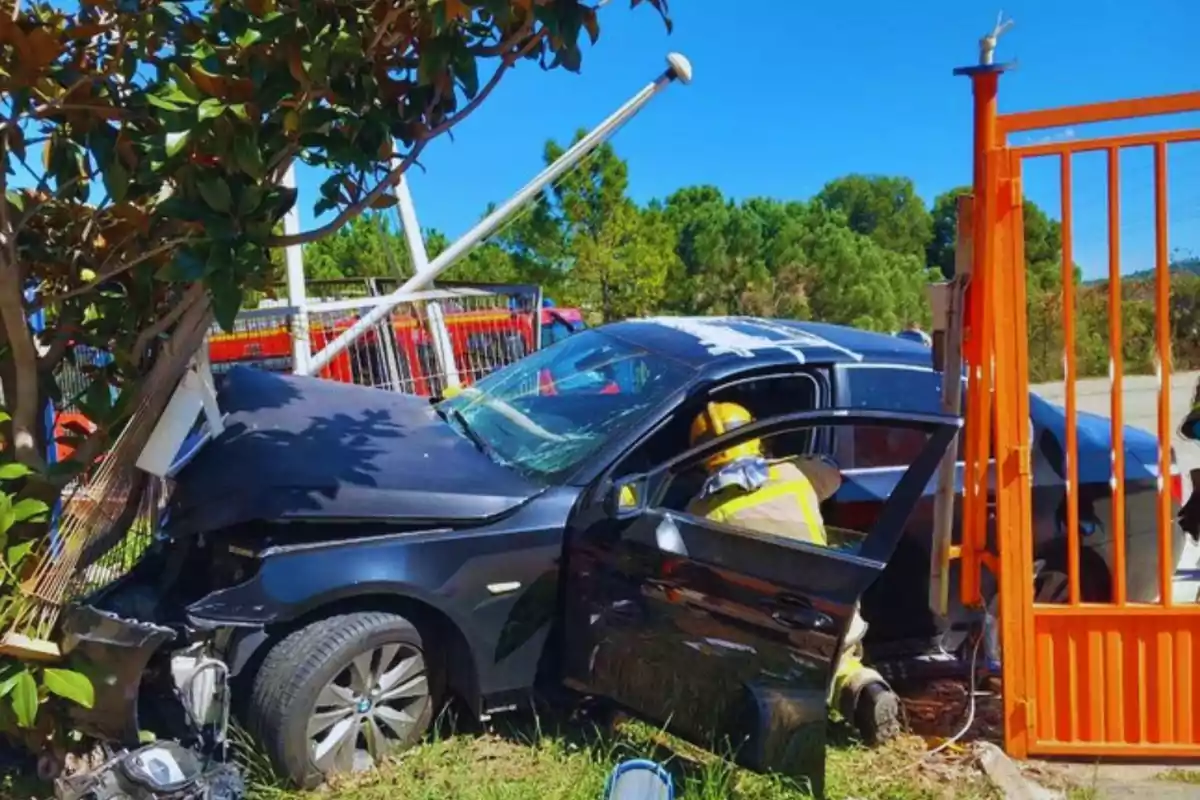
[
  {"left": 304, "top": 213, "right": 408, "bottom": 282},
  {"left": 815, "top": 175, "right": 933, "bottom": 262},
  {"left": 927, "top": 185, "right": 1066, "bottom": 288},
  {"left": 926, "top": 186, "right": 971, "bottom": 279},
  {"left": 503, "top": 133, "right": 677, "bottom": 322},
  {"left": 660, "top": 186, "right": 771, "bottom": 316}
]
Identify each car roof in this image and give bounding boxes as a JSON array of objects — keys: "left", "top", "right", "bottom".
[{"left": 598, "top": 316, "right": 933, "bottom": 374}]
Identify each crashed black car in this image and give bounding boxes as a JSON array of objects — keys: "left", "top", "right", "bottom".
[{"left": 65, "top": 317, "right": 971, "bottom": 794}]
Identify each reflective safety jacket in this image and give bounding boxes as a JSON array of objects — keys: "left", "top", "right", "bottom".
[{"left": 686, "top": 460, "right": 828, "bottom": 547}]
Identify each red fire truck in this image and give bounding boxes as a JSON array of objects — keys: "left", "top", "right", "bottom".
[{"left": 206, "top": 299, "right": 586, "bottom": 397}]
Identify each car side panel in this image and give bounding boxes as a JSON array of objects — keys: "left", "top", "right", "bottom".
[{"left": 186, "top": 488, "right": 580, "bottom": 700}]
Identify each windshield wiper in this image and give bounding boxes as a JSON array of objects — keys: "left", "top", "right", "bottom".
[{"left": 446, "top": 407, "right": 506, "bottom": 465}]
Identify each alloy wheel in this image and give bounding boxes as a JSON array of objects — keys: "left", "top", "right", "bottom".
[{"left": 306, "top": 642, "right": 430, "bottom": 774}]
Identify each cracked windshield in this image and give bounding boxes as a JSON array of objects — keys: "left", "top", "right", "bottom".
[{"left": 439, "top": 330, "right": 693, "bottom": 481}]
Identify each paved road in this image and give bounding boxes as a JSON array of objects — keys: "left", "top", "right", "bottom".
[
  {"left": 1031, "top": 372, "right": 1200, "bottom": 602},
  {"left": 1031, "top": 371, "right": 1200, "bottom": 475}
]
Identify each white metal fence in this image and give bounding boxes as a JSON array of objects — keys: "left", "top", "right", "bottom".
[{"left": 204, "top": 281, "right": 543, "bottom": 398}]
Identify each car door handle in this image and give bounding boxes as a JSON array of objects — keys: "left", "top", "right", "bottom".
[{"left": 766, "top": 595, "right": 835, "bottom": 631}]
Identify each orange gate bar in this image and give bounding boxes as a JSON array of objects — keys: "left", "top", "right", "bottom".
[{"left": 959, "top": 54, "right": 1200, "bottom": 759}]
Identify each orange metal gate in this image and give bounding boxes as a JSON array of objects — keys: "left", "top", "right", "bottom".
[{"left": 960, "top": 65, "right": 1200, "bottom": 759}]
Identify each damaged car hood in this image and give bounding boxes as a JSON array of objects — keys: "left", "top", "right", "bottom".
[{"left": 164, "top": 367, "right": 541, "bottom": 537}]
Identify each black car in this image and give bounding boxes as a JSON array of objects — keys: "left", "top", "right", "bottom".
[{"left": 63, "top": 316, "right": 1184, "bottom": 793}]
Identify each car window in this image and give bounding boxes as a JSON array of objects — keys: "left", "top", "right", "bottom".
[
  {"left": 653, "top": 424, "right": 933, "bottom": 553},
  {"left": 439, "top": 329, "right": 694, "bottom": 483},
  {"left": 541, "top": 319, "right": 575, "bottom": 348},
  {"left": 612, "top": 372, "right": 825, "bottom": 481},
  {"left": 842, "top": 366, "right": 997, "bottom": 465},
  {"left": 842, "top": 366, "right": 943, "bottom": 469}
]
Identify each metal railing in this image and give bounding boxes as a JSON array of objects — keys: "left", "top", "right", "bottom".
[{"left": 205, "top": 283, "right": 543, "bottom": 398}]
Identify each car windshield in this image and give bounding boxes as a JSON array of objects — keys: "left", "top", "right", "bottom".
[{"left": 438, "top": 329, "right": 693, "bottom": 483}]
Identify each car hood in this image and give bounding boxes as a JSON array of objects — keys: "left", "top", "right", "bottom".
[{"left": 164, "top": 367, "right": 541, "bottom": 537}]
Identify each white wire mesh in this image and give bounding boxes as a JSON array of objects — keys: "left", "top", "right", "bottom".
[{"left": 204, "top": 283, "right": 543, "bottom": 398}]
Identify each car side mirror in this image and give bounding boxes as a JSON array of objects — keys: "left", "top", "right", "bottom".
[{"left": 607, "top": 476, "right": 648, "bottom": 519}]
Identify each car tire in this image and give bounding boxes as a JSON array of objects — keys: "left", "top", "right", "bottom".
[{"left": 246, "top": 612, "right": 436, "bottom": 788}]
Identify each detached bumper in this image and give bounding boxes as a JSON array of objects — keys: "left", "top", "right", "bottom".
[{"left": 58, "top": 604, "right": 175, "bottom": 744}]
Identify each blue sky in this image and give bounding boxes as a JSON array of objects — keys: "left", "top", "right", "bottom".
[{"left": 290, "top": 0, "right": 1197, "bottom": 281}]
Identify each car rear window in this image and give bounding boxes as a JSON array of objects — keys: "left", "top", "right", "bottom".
[{"left": 843, "top": 366, "right": 943, "bottom": 468}]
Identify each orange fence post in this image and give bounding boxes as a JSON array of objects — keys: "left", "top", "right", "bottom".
[{"left": 954, "top": 60, "right": 1008, "bottom": 612}]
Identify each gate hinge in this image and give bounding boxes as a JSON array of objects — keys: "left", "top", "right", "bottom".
[
  {"left": 1007, "top": 176, "right": 1022, "bottom": 209},
  {"left": 1016, "top": 444, "right": 1031, "bottom": 476}
]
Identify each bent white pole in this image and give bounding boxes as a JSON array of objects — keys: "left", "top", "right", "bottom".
[{"left": 301, "top": 52, "right": 694, "bottom": 376}]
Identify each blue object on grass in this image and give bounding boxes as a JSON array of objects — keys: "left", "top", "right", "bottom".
[{"left": 603, "top": 759, "right": 674, "bottom": 800}]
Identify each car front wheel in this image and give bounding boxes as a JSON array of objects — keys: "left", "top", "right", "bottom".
[{"left": 247, "top": 612, "right": 435, "bottom": 788}]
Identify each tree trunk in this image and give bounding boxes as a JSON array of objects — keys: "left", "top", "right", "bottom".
[
  {"left": 0, "top": 254, "right": 47, "bottom": 471},
  {"left": 73, "top": 293, "right": 214, "bottom": 566}
]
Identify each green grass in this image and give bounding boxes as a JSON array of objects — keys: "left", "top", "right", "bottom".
[
  {"left": 1157, "top": 768, "right": 1200, "bottom": 785},
  {"left": 232, "top": 711, "right": 999, "bottom": 800},
  {"left": 1, "top": 711, "right": 1009, "bottom": 800}
]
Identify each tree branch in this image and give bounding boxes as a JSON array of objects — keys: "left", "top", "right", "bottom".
[
  {"left": 36, "top": 306, "right": 83, "bottom": 372},
  {"left": 266, "top": 142, "right": 428, "bottom": 248},
  {"left": 266, "top": 37, "right": 537, "bottom": 249},
  {"left": 131, "top": 282, "right": 206, "bottom": 369},
  {"left": 467, "top": 17, "right": 535, "bottom": 57},
  {"left": 30, "top": 236, "right": 191, "bottom": 310},
  {"left": 0, "top": 253, "right": 47, "bottom": 470}
]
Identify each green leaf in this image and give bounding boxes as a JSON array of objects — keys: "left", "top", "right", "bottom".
[
  {"left": 236, "top": 28, "right": 262, "bottom": 47},
  {"left": 208, "top": 275, "right": 245, "bottom": 332},
  {"left": 11, "top": 498, "right": 49, "bottom": 523},
  {"left": 197, "top": 176, "right": 232, "bottom": 213},
  {"left": 0, "top": 410, "right": 10, "bottom": 423},
  {"left": 165, "top": 130, "right": 191, "bottom": 158},
  {"left": 232, "top": 136, "right": 265, "bottom": 180},
  {"left": 5, "top": 191, "right": 25, "bottom": 212},
  {"left": 10, "top": 670, "right": 37, "bottom": 728},
  {"left": 157, "top": 246, "right": 206, "bottom": 282},
  {"left": 146, "top": 93, "right": 187, "bottom": 112},
  {"left": 236, "top": 184, "right": 264, "bottom": 215},
  {"left": 206, "top": 244, "right": 232, "bottom": 275},
  {"left": 0, "top": 663, "right": 22, "bottom": 698},
  {"left": 453, "top": 49, "right": 479, "bottom": 99},
  {"left": 6, "top": 539, "right": 35, "bottom": 568},
  {"left": 198, "top": 98, "right": 226, "bottom": 121},
  {"left": 42, "top": 668, "right": 94, "bottom": 709},
  {"left": 84, "top": 378, "right": 114, "bottom": 420},
  {"left": 102, "top": 160, "right": 130, "bottom": 204},
  {"left": 0, "top": 463, "right": 31, "bottom": 481},
  {"left": 169, "top": 64, "right": 203, "bottom": 102}
]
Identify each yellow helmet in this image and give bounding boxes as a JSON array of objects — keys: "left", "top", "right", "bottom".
[{"left": 689, "top": 402, "right": 761, "bottom": 470}]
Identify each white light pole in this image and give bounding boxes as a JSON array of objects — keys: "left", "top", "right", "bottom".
[{"left": 300, "top": 52, "right": 693, "bottom": 376}]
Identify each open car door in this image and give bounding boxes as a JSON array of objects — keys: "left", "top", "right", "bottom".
[{"left": 559, "top": 409, "right": 961, "bottom": 797}]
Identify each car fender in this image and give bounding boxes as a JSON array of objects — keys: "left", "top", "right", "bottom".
[{"left": 188, "top": 513, "right": 573, "bottom": 700}]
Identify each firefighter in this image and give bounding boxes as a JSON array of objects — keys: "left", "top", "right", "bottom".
[{"left": 683, "top": 401, "right": 902, "bottom": 745}]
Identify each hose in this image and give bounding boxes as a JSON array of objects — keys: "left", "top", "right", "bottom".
[{"left": 924, "top": 630, "right": 983, "bottom": 760}]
